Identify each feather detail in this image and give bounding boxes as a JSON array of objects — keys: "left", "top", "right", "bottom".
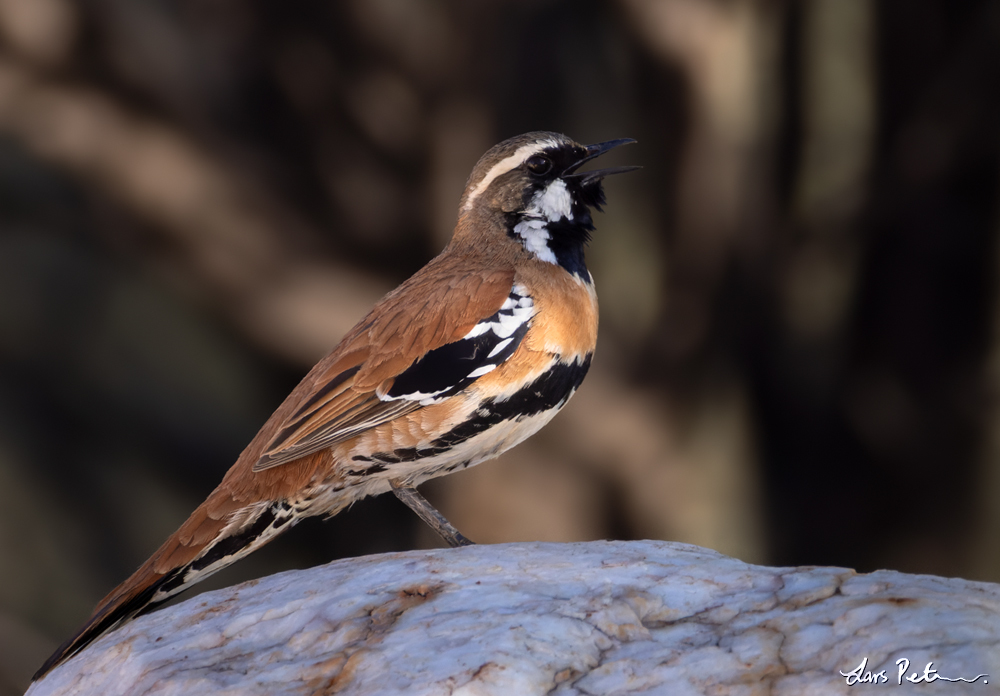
[
  {"left": 30, "top": 449, "right": 332, "bottom": 681},
  {"left": 254, "top": 262, "right": 515, "bottom": 471}
]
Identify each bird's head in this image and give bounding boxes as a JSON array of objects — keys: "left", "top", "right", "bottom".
[{"left": 454, "top": 131, "right": 637, "bottom": 278}]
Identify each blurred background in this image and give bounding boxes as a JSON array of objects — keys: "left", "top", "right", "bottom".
[{"left": 1, "top": 0, "right": 999, "bottom": 691}]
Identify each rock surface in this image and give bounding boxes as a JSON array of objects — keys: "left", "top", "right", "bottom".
[{"left": 27, "top": 541, "right": 999, "bottom": 695}]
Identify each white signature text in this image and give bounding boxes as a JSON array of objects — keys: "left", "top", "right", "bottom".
[{"left": 840, "top": 657, "right": 988, "bottom": 686}]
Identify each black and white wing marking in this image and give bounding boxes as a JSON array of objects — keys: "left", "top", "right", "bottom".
[{"left": 383, "top": 285, "right": 534, "bottom": 404}]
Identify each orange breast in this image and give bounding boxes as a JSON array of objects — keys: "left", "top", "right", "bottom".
[{"left": 517, "top": 262, "right": 598, "bottom": 358}]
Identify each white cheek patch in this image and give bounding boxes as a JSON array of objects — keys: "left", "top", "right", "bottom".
[
  {"left": 535, "top": 178, "right": 574, "bottom": 222},
  {"left": 513, "top": 178, "right": 573, "bottom": 265}
]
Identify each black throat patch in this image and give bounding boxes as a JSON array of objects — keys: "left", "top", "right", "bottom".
[{"left": 507, "top": 177, "right": 605, "bottom": 280}]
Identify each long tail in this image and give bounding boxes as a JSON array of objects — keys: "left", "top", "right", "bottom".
[
  {"left": 32, "top": 446, "right": 340, "bottom": 681},
  {"left": 32, "top": 472, "right": 322, "bottom": 680}
]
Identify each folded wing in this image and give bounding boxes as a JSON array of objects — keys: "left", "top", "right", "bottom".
[{"left": 253, "top": 266, "right": 529, "bottom": 471}]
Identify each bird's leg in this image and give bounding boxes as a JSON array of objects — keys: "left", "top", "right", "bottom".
[{"left": 389, "top": 480, "right": 475, "bottom": 547}]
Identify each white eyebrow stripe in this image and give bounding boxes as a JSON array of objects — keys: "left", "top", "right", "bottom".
[{"left": 462, "top": 139, "right": 562, "bottom": 211}]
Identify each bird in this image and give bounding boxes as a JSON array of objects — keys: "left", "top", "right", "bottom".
[{"left": 33, "top": 131, "right": 637, "bottom": 681}]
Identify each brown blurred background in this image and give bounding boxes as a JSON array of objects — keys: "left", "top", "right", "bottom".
[{"left": 1, "top": 0, "right": 999, "bottom": 691}]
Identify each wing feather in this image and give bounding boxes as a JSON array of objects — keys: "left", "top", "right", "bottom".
[{"left": 252, "top": 263, "right": 516, "bottom": 472}]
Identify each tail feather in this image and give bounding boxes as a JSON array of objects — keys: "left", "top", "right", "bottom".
[
  {"left": 32, "top": 499, "right": 300, "bottom": 681},
  {"left": 31, "top": 568, "right": 181, "bottom": 681}
]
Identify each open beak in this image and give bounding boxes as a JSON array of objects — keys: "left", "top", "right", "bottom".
[{"left": 563, "top": 138, "right": 640, "bottom": 184}]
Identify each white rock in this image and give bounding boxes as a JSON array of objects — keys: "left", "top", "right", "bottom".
[{"left": 28, "top": 541, "right": 1000, "bottom": 695}]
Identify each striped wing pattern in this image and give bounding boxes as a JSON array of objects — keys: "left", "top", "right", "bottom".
[{"left": 254, "top": 264, "right": 518, "bottom": 471}]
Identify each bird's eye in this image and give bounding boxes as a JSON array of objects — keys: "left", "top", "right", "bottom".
[{"left": 525, "top": 155, "right": 553, "bottom": 175}]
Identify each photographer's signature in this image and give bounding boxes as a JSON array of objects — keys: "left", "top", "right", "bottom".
[{"left": 841, "top": 657, "right": 988, "bottom": 685}]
